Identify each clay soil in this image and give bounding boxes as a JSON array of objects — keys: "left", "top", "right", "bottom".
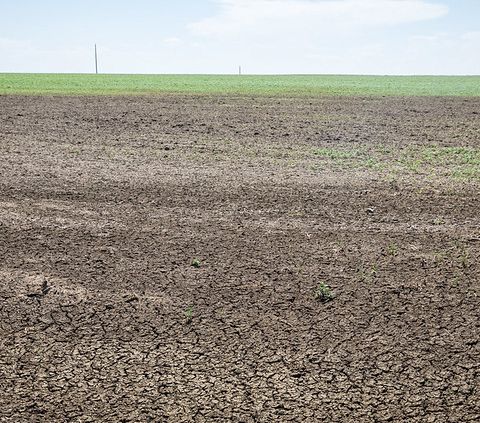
[{"left": 0, "top": 95, "right": 479, "bottom": 422}]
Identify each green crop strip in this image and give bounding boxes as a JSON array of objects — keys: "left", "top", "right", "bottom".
[{"left": 1, "top": 74, "right": 480, "bottom": 96}]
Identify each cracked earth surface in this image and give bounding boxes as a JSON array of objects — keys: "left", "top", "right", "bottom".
[{"left": 0, "top": 95, "right": 479, "bottom": 422}]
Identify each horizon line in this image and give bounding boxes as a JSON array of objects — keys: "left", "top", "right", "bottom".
[{"left": 1, "top": 72, "right": 480, "bottom": 77}]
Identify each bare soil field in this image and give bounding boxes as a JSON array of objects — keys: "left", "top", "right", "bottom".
[{"left": 0, "top": 94, "right": 479, "bottom": 422}]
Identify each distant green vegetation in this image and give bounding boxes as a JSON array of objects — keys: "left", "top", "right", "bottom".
[
  {"left": 1, "top": 73, "right": 479, "bottom": 96},
  {"left": 312, "top": 145, "right": 480, "bottom": 181}
]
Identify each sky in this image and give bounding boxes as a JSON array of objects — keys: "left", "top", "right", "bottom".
[{"left": 0, "top": 0, "right": 479, "bottom": 75}]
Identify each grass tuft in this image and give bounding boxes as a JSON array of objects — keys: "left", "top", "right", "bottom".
[{"left": 314, "top": 283, "right": 335, "bottom": 303}]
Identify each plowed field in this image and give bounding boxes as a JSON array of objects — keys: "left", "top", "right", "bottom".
[{"left": 1, "top": 94, "right": 479, "bottom": 422}]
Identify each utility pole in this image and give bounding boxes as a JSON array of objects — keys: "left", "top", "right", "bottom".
[
  {"left": 239, "top": 65, "right": 242, "bottom": 76},
  {"left": 95, "top": 44, "right": 98, "bottom": 74}
]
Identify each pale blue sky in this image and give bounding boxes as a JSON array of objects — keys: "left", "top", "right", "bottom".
[{"left": 1, "top": 0, "right": 479, "bottom": 74}]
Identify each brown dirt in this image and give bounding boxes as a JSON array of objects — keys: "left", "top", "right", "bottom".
[{"left": 0, "top": 94, "right": 479, "bottom": 422}]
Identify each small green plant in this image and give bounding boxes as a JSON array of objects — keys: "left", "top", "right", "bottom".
[
  {"left": 457, "top": 246, "right": 470, "bottom": 269},
  {"left": 362, "top": 157, "right": 383, "bottom": 170},
  {"left": 387, "top": 243, "right": 398, "bottom": 257},
  {"left": 314, "top": 147, "right": 360, "bottom": 161},
  {"left": 184, "top": 307, "right": 194, "bottom": 323},
  {"left": 450, "top": 276, "right": 460, "bottom": 287},
  {"left": 432, "top": 250, "right": 446, "bottom": 265},
  {"left": 314, "top": 283, "right": 335, "bottom": 303},
  {"left": 357, "top": 264, "right": 379, "bottom": 283},
  {"left": 191, "top": 258, "right": 201, "bottom": 268}
]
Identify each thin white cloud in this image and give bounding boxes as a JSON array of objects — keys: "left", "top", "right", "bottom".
[
  {"left": 0, "top": 38, "right": 93, "bottom": 73},
  {"left": 461, "top": 31, "right": 480, "bottom": 41},
  {"left": 0, "top": 38, "right": 31, "bottom": 50},
  {"left": 190, "top": 0, "right": 449, "bottom": 36},
  {"left": 162, "top": 37, "right": 182, "bottom": 47}
]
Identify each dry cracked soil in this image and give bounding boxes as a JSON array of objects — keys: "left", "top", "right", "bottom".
[{"left": 0, "top": 94, "right": 479, "bottom": 422}]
